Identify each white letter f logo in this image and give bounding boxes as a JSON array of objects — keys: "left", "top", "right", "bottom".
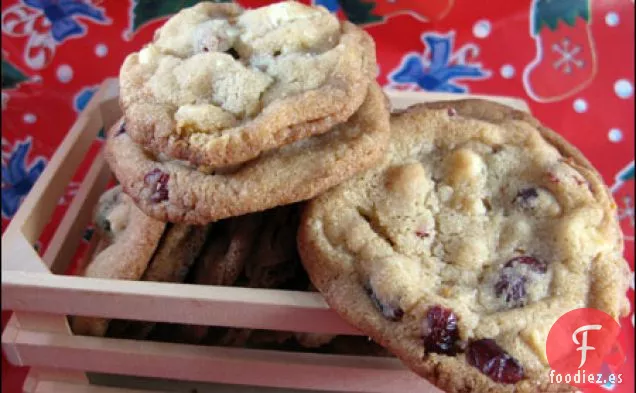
[{"left": 572, "top": 324, "right": 602, "bottom": 368}]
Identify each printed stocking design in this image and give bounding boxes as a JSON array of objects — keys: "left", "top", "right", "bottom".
[{"left": 523, "top": 0, "right": 597, "bottom": 102}]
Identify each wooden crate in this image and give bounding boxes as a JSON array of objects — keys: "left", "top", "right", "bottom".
[{"left": 1, "top": 78, "right": 530, "bottom": 393}]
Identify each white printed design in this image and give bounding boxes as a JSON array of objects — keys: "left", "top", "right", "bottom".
[{"left": 1, "top": 1, "right": 111, "bottom": 70}]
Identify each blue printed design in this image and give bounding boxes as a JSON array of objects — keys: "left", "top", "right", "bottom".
[
  {"left": 1, "top": 138, "right": 46, "bottom": 218},
  {"left": 23, "top": 0, "right": 107, "bottom": 42},
  {"left": 73, "top": 86, "right": 97, "bottom": 112},
  {"left": 389, "top": 32, "right": 490, "bottom": 93},
  {"left": 610, "top": 161, "right": 635, "bottom": 193},
  {"left": 74, "top": 87, "right": 105, "bottom": 139},
  {"left": 314, "top": 0, "right": 340, "bottom": 13}
]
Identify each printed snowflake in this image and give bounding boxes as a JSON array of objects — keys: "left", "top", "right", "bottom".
[{"left": 551, "top": 37, "right": 585, "bottom": 74}]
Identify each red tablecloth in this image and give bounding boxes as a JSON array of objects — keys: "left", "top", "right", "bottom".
[{"left": 1, "top": 1, "right": 634, "bottom": 392}]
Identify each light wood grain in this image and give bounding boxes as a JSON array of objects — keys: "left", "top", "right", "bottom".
[
  {"left": 42, "top": 152, "right": 112, "bottom": 274},
  {"left": 2, "top": 271, "right": 360, "bottom": 335},
  {"left": 11, "top": 326, "right": 438, "bottom": 393}
]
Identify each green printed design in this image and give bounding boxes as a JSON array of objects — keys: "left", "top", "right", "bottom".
[
  {"left": 2, "top": 59, "right": 29, "bottom": 90},
  {"left": 132, "top": 0, "right": 232, "bottom": 32},
  {"left": 533, "top": 0, "right": 590, "bottom": 35},
  {"left": 339, "top": 0, "right": 383, "bottom": 25}
]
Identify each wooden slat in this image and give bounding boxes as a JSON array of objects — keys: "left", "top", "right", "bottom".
[
  {"left": 2, "top": 314, "right": 22, "bottom": 365},
  {"left": 23, "top": 368, "right": 160, "bottom": 393},
  {"left": 12, "top": 329, "right": 438, "bottom": 393},
  {"left": 22, "top": 367, "right": 89, "bottom": 392},
  {"left": 1, "top": 231, "right": 48, "bottom": 273},
  {"left": 42, "top": 152, "right": 111, "bottom": 274},
  {"left": 1, "top": 271, "right": 359, "bottom": 335},
  {"left": 98, "top": 78, "right": 122, "bottom": 132},
  {"left": 3, "top": 312, "right": 74, "bottom": 366},
  {"left": 31, "top": 382, "right": 164, "bottom": 393}
]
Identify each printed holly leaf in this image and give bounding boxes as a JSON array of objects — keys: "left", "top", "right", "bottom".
[
  {"left": 533, "top": 0, "right": 589, "bottom": 35},
  {"left": 339, "top": 0, "right": 383, "bottom": 25},
  {"left": 132, "top": 0, "right": 232, "bottom": 32},
  {"left": 2, "top": 59, "right": 29, "bottom": 90}
]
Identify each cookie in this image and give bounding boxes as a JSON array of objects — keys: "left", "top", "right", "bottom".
[
  {"left": 244, "top": 204, "right": 305, "bottom": 290},
  {"left": 106, "top": 82, "right": 390, "bottom": 224},
  {"left": 201, "top": 205, "right": 307, "bottom": 346},
  {"left": 177, "top": 214, "right": 262, "bottom": 344},
  {"left": 143, "top": 223, "right": 211, "bottom": 283},
  {"left": 298, "top": 100, "right": 631, "bottom": 392},
  {"left": 107, "top": 223, "right": 211, "bottom": 340},
  {"left": 213, "top": 205, "right": 306, "bottom": 346},
  {"left": 193, "top": 214, "right": 261, "bottom": 287},
  {"left": 120, "top": 1, "right": 376, "bottom": 168},
  {"left": 71, "top": 186, "right": 166, "bottom": 337},
  {"left": 93, "top": 185, "right": 124, "bottom": 242}
]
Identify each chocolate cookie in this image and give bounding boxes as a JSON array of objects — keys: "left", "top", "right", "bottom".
[
  {"left": 244, "top": 204, "right": 305, "bottom": 290},
  {"left": 106, "top": 83, "right": 390, "bottom": 224},
  {"left": 177, "top": 214, "right": 262, "bottom": 344},
  {"left": 298, "top": 100, "right": 631, "bottom": 392},
  {"left": 71, "top": 186, "right": 166, "bottom": 337},
  {"left": 120, "top": 1, "right": 376, "bottom": 168},
  {"left": 201, "top": 205, "right": 307, "bottom": 346}
]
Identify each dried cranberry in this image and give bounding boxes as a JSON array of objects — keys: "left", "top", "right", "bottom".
[
  {"left": 422, "top": 305, "right": 460, "bottom": 355},
  {"left": 447, "top": 107, "right": 457, "bottom": 117},
  {"left": 466, "top": 339, "right": 524, "bottom": 384},
  {"left": 415, "top": 226, "right": 430, "bottom": 238},
  {"left": 504, "top": 256, "right": 547, "bottom": 273},
  {"left": 513, "top": 187, "right": 538, "bottom": 208},
  {"left": 495, "top": 256, "right": 546, "bottom": 307},
  {"left": 364, "top": 285, "right": 404, "bottom": 321},
  {"left": 494, "top": 274, "right": 527, "bottom": 305},
  {"left": 144, "top": 168, "right": 169, "bottom": 203}
]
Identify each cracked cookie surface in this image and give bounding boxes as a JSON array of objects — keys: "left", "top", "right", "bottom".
[
  {"left": 120, "top": 1, "right": 376, "bottom": 168},
  {"left": 106, "top": 83, "right": 390, "bottom": 224},
  {"left": 298, "top": 100, "right": 631, "bottom": 393}
]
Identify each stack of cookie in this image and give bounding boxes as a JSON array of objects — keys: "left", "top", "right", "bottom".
[
  {"left": 106, "top": 0, "right": 390, "bottom": 224},
  {"left": 74, "top": 1, "right": 632, "bottom": 392},
  {"left": 72, "top": 185, "right": 387, "bottom": 356}
]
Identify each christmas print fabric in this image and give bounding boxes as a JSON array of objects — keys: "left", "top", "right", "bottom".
[{"left": 1, "top": 1, "right": 634, "bottom": 392}]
